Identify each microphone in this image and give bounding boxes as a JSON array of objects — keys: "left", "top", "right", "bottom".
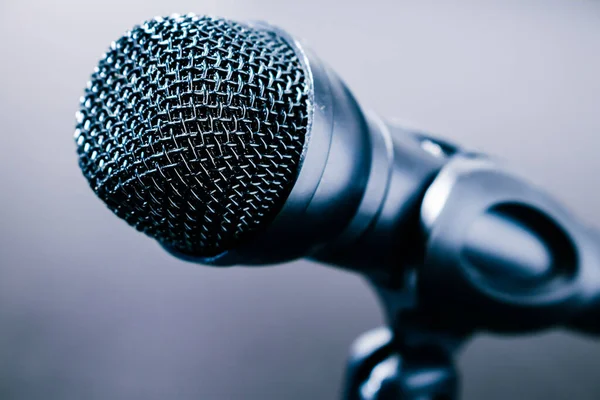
[{"left": 75, "top": 14, "right": 600, "bottom": 335}]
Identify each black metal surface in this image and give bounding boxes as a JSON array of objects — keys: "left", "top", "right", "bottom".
[{"left": 75, "top": 15, "right": 310, "bottom": 257}]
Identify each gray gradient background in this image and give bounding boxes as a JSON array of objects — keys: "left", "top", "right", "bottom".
[{"left": 0, "top": 0, "right": 599, "bottom": 399}]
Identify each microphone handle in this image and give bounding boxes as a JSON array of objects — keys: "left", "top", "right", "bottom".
[{"left": 314, "top": 119, "right": 600, "bottom": 335}]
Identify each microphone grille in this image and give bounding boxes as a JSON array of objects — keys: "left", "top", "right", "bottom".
[{"left": 75, "top": 15, "right": 310, "bottom": 257}]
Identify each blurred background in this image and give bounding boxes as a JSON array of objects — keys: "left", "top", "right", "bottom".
[{"left": 1, "top": 0, "right": 599, "bottom": 398}]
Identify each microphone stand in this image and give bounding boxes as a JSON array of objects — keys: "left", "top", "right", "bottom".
[
  {"left": 342, "top": 280, "right": 464, "bottom": 400},
  {"left": 341, "top": 326, "right": 459, "bottom": 400}
]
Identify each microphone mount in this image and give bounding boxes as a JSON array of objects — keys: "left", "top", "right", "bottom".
[{"left": 338, "top": 123, "right": 600, "bottom": 399}]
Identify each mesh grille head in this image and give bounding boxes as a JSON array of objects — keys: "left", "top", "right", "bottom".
[{"left": 75, "top": 14, "right": 311, "bottom": 257}]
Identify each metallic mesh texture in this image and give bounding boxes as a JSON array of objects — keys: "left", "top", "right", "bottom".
[{"left": 75, "top": 14, "right": 310, "bottom": 257}]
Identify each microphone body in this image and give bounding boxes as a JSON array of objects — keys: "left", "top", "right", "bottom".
[{"left": 76, "top": 15, "right": 600, "bottom": 337}]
